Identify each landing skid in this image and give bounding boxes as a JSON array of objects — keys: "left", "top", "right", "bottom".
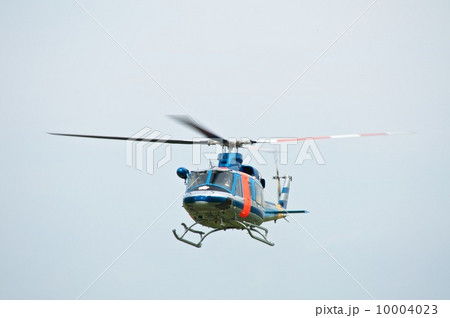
[
  {"left": 236, "top": 221, "right": 275, "bottom": 247},
  {"left": 172, "top": 221, "right": 275, "bottom": 248},
  {"left": 172, "top": 223, "right": 223, "bottom": 248}
]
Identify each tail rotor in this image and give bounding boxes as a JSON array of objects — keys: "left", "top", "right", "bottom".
[{"left": 273, "top": 159, "right": 282, "bottom": 201}]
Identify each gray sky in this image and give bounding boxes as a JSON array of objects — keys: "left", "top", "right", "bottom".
[{"left": 1, "top": 0, "right": 449, "bottom": 299}]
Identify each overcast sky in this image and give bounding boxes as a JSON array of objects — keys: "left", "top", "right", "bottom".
[{"left": 1, "top": 0, "right": 450, "bottom": 299}]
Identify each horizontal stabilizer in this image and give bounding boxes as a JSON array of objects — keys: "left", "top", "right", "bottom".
[{"left": 285, "top": 210, "right": 309, "bottom": 214}]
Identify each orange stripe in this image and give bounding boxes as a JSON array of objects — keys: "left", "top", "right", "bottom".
[{"left": 239, "top": 174, "right": 251, "bottom": 218}]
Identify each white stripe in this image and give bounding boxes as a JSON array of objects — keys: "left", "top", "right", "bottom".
[
  {"left": 330, "top": 134, "right": 361, "bottom": 139},
  {"left": 387, "top": 131, "right": 414, "bottom": 135}
]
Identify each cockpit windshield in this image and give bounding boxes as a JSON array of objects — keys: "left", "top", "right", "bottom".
[
  {"left": 187, "top": 171, "right": 209, "bottom": 189},
  {"left": 186, "top": 170, "right": 234, "bottom": 193},
  {"left": 209, "top": 171, "right": 233, "bottom": 191}
]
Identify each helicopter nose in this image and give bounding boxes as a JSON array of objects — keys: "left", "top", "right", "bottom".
[{"left": 183, "top": 194, "right": 233, "bottom": 211}]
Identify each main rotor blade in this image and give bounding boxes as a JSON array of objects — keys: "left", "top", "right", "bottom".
[
  {"left": 168, "top": 115, "right": 228, "bottom": 145},
  {"left": 48, "top": 132, "right": 212, "bottom": 145},
  {"left": 256, "top": 131, "right": 414, "bottom": 144}
]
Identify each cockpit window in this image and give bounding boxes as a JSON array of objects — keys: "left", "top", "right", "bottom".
[
  {"left": 209, "top": 171, "right": 234, "bottom": 191},
  {"left": 186, "top": 170, "right": 234, "bottom": 193},
  {"left": 187, "top": 171, "right": 208, "bottom": 189}
]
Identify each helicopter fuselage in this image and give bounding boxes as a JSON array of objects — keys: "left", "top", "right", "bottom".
[
  {"left": 181, "top": 167, "right": 285, "bottom": 230},
  {"left": 183, "top": 190, "right": 263, "bottom": 229}
]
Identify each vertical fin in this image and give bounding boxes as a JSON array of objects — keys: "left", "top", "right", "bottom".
[{"left": 278, "top": 175, "right": 292, "bottom": 209}]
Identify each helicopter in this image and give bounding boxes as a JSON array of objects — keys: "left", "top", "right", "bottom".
[{"left": 50, "top": 115, "right": 410, "bottom": 247}]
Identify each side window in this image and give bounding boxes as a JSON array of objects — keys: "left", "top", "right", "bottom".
[
  {"left": 249, "top": 180, "right": 256, "bottom": 201},
  {"left": 234, "top": 175, "right": 243, "bottom": 197},
  {"left": 255, "top": 183, "right": 263, "bottom": 206}
]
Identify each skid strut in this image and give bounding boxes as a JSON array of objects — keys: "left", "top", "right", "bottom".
[
  {"left": 172, "top": 223, "right": 224, "bottom": 248},
  {"left": 172, "top": 221, "right": 275, "bottom": 248},
  {"left": 235, "top": 221, "right": 274, "bottom": 246}
]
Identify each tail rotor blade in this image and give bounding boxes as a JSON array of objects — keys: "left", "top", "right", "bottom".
[
  {"left": 276, "top": 167, "right": 281, "bottom": 200},
  {"left": 273, "top": 156, "right": 281, "bottom": 201}
]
